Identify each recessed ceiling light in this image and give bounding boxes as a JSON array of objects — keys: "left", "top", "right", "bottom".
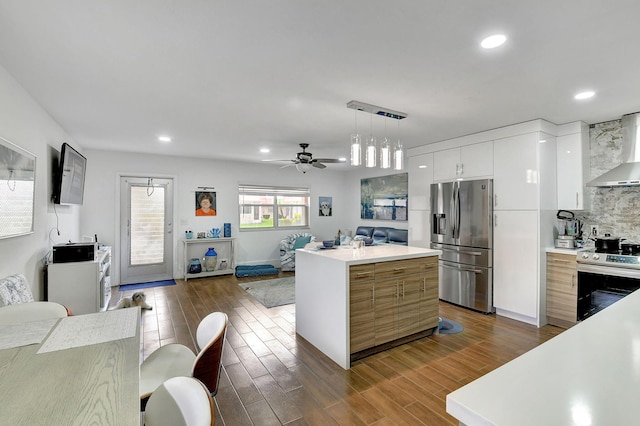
[
  {"left": 260, "top": 148, "right": 270, "bottom": 153},
  {"left": 158, "top": 135, "right": 172, "bottom": 143},
  {"left": 418, "top": 165, "right": 428, "bottom": 169},
  {"left": 338, "top": 157, "right": 347, "bottom": 162},
  {"left": 481, "top": 34, "right": 507, "bottom": 49},
  {"left": 574, "top": 91, "right": 595, "bottom": 100}
]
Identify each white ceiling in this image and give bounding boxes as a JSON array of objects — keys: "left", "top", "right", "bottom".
[{"left": 0, "top": 1, "right": 639, "bottom": 168}]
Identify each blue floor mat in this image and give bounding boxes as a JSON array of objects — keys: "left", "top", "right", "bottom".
[{"left": 119, "top": 279, "right": 176, "bottom": 291}]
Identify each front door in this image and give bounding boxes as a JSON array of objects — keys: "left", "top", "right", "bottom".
[{"left": 119, "top": 176, "right": 174, "bottom": 284}]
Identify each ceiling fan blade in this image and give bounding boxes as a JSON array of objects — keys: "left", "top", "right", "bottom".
[
  {"left": 314, "top": 158, "right": 346, "bottom": 164},
  {"left": 280, "top": 163, "right": 296, "bottom": 168},
  {"left": 262, "top": 159, "right": 295, "bottom": 163},
  {"left": 312, "top": 162, "right": 327, "bottom": 169}
]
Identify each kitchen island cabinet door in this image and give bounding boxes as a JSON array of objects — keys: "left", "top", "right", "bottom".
[
  {"left": 493, "top": 210, "right": 538, "bottom": 321},
  {"left": 419, "top": 257, "right": 439, "bottom": 330},
  {"left": 397, "top": 275, "right": 422, "bottom": 337},
  {"left": 349, "top": 264, "right": 375, "bottom": 353},
  {"left": 546, "top": 252, "right": 577, "bottom": 327},
  {"left": 374, "top": 279, "right": 399, "bottom": 345}
]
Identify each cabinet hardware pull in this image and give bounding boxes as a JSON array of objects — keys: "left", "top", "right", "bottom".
[
  {"left": 571, "top": 274, "right": 576, "bottom": 288},
  {"left": 438, "top": 247, "right": 482, "bottom": 256},
  {"left": 553, "top": 259, "right": 570, "bottom": 263},
  {"left": 441, "top": 263, "right": 483, "bottom": 274},
  {"left": 459, "top": 163, "right": 464, "bottom": 175},
  {"left": 422, "top": 277, "right": 426, "bottom": 293},
  {"left": 576, "top": 192, "right": 579, "bottom": 208},
  {"left": 356, "top": 272, "right": 372, "bottom": 276},
  {"left": 494, "top": 194, "right": 498, "bottom": 207},
  {"left": 494, "top": 213, "right": 498, "bottom": 227},
  {"left": 393, "top": 267, "right": 406, "bottom": 271},
  {"left": 402, "top": 281, "right": 405, "bottom": 299},
  {"left": 371, "top": 288, "right": 375, "bottom": 306}
]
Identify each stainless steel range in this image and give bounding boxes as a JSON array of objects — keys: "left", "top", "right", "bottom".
[{"left": 576, "top": 248, "right": 640, "bottom": 320}]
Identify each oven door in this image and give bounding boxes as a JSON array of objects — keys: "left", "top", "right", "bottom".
[{"left": 577, "top": 263, "right": 640, "bottom": 321}]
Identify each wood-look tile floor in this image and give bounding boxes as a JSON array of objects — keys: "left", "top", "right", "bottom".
[{"left": 111, "top": 272, "right": 564, "bottom": 425}]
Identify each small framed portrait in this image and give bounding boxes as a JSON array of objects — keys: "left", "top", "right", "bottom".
[
  {"left": 319, "top": 196, "right": 332, "bottom": 217},
  {"left": 195, "top": 191, "right": 217, "bottom": 216}
]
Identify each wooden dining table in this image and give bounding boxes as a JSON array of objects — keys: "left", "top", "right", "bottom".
[{"left": 0, "top": 307, "right": 140, "bottom": 425}]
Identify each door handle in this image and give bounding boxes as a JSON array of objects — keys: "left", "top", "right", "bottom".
[{"left": 441, "top": 263, "right": 483, "bottom": 274}]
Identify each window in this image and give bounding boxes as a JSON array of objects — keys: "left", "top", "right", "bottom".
[{"left": 239, "top": 184, "right": 310, "bottom": 230}]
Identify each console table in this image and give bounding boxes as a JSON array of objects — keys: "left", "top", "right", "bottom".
[
  {"left": 182, "top": 238, "right": 235, "bottom": 280},
  {"left": 0, "top": 308, "right": 140, "bottom": 425}
]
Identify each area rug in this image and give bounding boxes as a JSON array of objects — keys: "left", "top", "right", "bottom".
[
  {"left": 119, "top": 279, "right": 176, "bottom": 291},
  {"left": 438, "top": 317, "right": 463, "bottom": 334},
  {"left": 238, "top": 276, "right": 295, "bottom": 308}
]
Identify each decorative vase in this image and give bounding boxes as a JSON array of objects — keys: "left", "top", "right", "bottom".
[
  {"left": 188, "top": 258, "right": 202, "bottom": 274},
  {"left": 224, "top": 223, "right": 231, "bottom": 237},
  {"left": 204, "top": 247, "right": 218, "bottom": 271}
]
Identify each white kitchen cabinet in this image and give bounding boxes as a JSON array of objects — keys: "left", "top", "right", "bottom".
[
  {"left": 557, "top": 123, "right": 590, "bottom": 210},
  {"left": 493, "top": 133, "right": 539, "bottom": 210},
  {"left": 47, "top": 247, "right": 112, "bottom": 315},
  {"left": 182, "top": 238, "right": 235, "bottom": 280},
  {"left": 408, "top": 153, "right": 433, "bottom": 248},
  {"left": 408, "top": 210, "right": 430, "bottom": 248},
  {"left": 433, "top": 141, "right": 493, "bottom": 182},
  {"left": 408, "top": 153, "right": 433, "bottom": 210},
  {"left": 493, "top": 211, "right": 538, "bottom": 319}
]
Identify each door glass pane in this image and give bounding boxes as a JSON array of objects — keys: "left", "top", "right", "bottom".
[{"left": 130, "top": 186, "right": 165, "bottom": 265}]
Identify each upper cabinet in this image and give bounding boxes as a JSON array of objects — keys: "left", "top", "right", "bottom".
[
  {"left": 408, "top": 153, "right": 433, "bottom": 248},
  {"left": 493, "top": 133, "right": 539, "bottom": 210},
  {"left": 433, "top": 141, "right": 493, "bottom": 182},
  {"left": 408, "top": 153, "right": 433, "bottom": 211},
  {"left": 556, "top": 122, "right": 590, "bottom": 210}
]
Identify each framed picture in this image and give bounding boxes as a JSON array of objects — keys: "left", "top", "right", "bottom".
[
  {"left": 195, "top": 191, "right": 217, "bottom": 216},
  {"left": 360, "top": 173, "right": 408, "bottom": 221},
  {"left": 319, "top": 196, "right": 332, "bottom": 217}
]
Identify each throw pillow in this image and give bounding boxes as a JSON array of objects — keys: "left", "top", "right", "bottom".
[{"left": 292, "top": 235, "right": 312, "bottom": 249}]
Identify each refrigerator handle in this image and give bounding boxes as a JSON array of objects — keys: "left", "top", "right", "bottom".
[
  {"left": 454, "top": 183, "right": 461, "bottom": 239},
  {"left": 449, "top": 188, "right": 456, "bottom": 237}
]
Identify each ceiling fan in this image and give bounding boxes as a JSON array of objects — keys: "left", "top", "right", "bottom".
[{"left": 263, "top": 143, "right": 345, "bottom": 173}]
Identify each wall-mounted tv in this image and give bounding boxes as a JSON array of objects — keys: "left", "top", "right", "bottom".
[{"left": 53, "top": 143, "right": 86, "bottom": 205}]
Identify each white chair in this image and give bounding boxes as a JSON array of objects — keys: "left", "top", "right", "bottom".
[
  {"left": 144, "top": 376, "right": 215, "bottom": 426},
  {"left": 140, "top": 312, "right": 228, "bottom": 401},
  {"left": 0, "top": 273, "right": 68, "bottom": 325},
  {"left": 0, "top": 301, "right": 68, "bottom": 325}
]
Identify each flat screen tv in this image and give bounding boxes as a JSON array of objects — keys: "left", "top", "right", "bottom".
[{"left": 53, "top": 143, "right": 86, "bottom": 205}]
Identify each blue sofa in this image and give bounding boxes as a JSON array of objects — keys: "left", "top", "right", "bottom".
[{"left": 355, "top": 226, "right": 408, "bottom": 245}]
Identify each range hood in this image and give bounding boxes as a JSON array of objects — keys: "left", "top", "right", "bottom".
[{"left": 587, "top": 113, "right": 640, "bottom": 187}]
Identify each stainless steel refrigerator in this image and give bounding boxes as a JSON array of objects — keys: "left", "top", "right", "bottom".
[{"left": 430, "top": 179, "right": 494, "bottom": 313}]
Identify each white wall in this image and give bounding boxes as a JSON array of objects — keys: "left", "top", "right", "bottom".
[
  {"left": 0, "top": 59, "right": 411, "bottom": 294},
  {"left": 0, "top": 64, "right": 81, "bottom": 300},
  {"left": 82, "top": 149, "right": 356, "bottom": 284}
]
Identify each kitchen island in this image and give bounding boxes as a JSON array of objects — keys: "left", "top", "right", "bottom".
[
  {"left": 295, "top": 244, "right": 441, "bottom": 369},
  {"left": 446, "top": 286, "right": 640, "bottom": 425}
]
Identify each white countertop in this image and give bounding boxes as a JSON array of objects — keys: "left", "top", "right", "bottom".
[
  {"left": 446, "top": 288, "right": 640, "bottom": 425},
  {"left": 298, "top": 244, "right": 441, "bottom": 265},
  {"left": 545, "top": 247, "right": 585, "bottom": 255}
]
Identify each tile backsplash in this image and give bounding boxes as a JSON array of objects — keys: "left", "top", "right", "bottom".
[{"left": 575, "top": 118, "right": 640, "bottom": 243}]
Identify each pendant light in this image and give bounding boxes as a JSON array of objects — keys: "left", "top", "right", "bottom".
[
  {"left": 346, "top": 100, "right": 407, "bottom": 170},
  {"left": 394, "top": 119, "right": 404, "bottom": 170},
  {"left": 350, "top": 109, "right": 362, "bottom": 166},
  {"left": 365, "top": 113, "right": 377, "bottom": 168},
  {"left": 380, "top": 118, "right": 391, "bottom": 169}
]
